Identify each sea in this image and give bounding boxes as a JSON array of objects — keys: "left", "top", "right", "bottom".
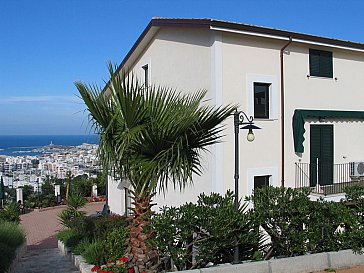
[{"left": 0, "top": 135, "right": 99, "bottom": 157}]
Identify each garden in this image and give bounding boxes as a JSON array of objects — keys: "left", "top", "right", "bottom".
[{"left": 57, "top": 185, "right": 364, "bottom": 273}]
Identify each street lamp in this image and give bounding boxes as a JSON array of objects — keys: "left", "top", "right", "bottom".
[{"left": 233, "top": 110, "right": 260, "bottom": 264}]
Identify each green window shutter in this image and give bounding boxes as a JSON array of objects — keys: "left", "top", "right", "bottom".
[
  {"left": 309, "top": 49, "right": 320, "bottom": 77},
  {"left": 310, "top": 126, "right": 321, "bottom": 186},
  {"left": 319, "top": 51, "right": 333, "bottom": 78},
  {"left": 309, "top": 49, "right": 333, "bottom": 78},
  {"left": 320, "top": 125, "right": 333, "bottom": 165}
]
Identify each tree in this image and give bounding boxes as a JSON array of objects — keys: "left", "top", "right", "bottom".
[
  {"left": 22, "top": 185, "right": 34, "bottom": 201},
  {"left": 76, "top": 63, "right": 235, "bottom": 272},
  {"left": 73, "top": 174, "right": 92, "bottom": 197}
]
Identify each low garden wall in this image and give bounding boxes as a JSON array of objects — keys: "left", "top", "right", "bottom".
[{"left": 58, "top": 240, "right": 364, "bottom": 273}]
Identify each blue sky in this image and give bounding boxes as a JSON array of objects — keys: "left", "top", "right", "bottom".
[{"left": 0, "top": 0, "right": 363, "bottom": 135}]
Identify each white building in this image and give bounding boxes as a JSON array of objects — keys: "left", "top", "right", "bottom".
[{"left": 106, "top": 18, "right": 364, "bottom": 214}]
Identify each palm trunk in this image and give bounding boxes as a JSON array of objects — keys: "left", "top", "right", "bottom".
[{"left": 127, "top": 194, "right": 158, "bottom": 273}]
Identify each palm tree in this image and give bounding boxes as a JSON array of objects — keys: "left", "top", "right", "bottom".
[
  {"left": 65, "top": 171, "right": 73, "bottom": 200},
  {"left": 76, "top": 63, "right": 235, "bottom": 272}
]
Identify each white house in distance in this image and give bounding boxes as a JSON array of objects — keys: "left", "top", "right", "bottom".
[{"left": 107, "top": 18, "right": 364, "bottom": 215}]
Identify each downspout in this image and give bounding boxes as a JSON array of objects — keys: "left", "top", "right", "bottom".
[{"left": 280, "top": 36, "right": 292, "bottom": 187}]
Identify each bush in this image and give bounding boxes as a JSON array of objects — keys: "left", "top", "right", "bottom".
[
  {"left": 246, "top": 187, "right": 311, "bottom": 258},
  {"left": 68, "top": 216, "right": 95, "bottom": 239},
  {"left": 151, "top": 191, "right": 262, "bottom": 271},
  {"left": 0, "top": 220, "right": 25, "bottom": 248},
  {"left": 72, "top": 238, "right": 90, "bottom": 255},
  {"left": 0, "top": 242, "right": 16, "bottom": 273},
  {"left": 344, "top": 185, "right": 364, "bottom": 253},
  {"left": 306, "top": 199, "right": 353, "bottom": 253},
  {"left": 105, "top": 226, "right": 128, "bottom": 261},
  {"left": 0, "top": 221, "right": 25, "bottom": 272},
  {"left": 0, "top": 202, "right": 21, "bottom": 223},
  {"left": 58, "top": 193, "right": 87, "bottom": 228},
  {"left": 81, "top": 239, "right": 107, "bottom": 265},
  {"left": 92, "top": 215, "right": 127, "bottom": 241},
  {"left": 57, "top": 229, "right": 83, "bottom": 248}
]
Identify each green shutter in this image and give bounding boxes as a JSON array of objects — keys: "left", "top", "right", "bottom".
[
  {"left": 310, "top": 126, "right": 321, "bottom": 186},
  {"left": 309, "top": 49, "right": 320, "bottom": 77},
  {"left": 309, "top": 49, "right": 333, "bottom": 78},
  {"left": 310, "top": 125, "right": 333, "bottom": 186},
  {"left": 320, "top": 51, "right": 333, "bottom": 78}
]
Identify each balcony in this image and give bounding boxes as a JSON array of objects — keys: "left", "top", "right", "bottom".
[{"left": 295, "top": 162, "right": 364, "bottom": 196}]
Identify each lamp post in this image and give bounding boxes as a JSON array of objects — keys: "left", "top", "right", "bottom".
[{"left": 233, "top": 110, "right": 260, "bottom": 264}]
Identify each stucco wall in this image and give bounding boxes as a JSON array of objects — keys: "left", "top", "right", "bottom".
[
  {"left": 284, "top": 43, "right": 364, "bottom": 187},
  {"left": 107, "top": 25, "right": 364, "bottom": 214}
]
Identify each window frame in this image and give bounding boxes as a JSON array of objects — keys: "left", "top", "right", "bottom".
[
  {"left": 247, "top": 167, "right": 279, "bottom": 200},
  {"left": 254, "top": 175, "right": 271, "bottom": 189},
  {"left": 246, "top": 74, "right": 278, "bottom": 120},
  {"left": 253, "top": 82, "right": 270, "bottom": 119}
]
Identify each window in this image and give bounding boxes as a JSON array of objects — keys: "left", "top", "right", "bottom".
[
  {"left": 254, "top": 82, "right": 270, "bottom": 119},
  {"left": 309, "top": 49, "right": 333, "bottom": 78},
  {"left": 142, "top": 64, "right": 149, "bottom": 86},
  {"left": 254, "top": 175, "right": 270, "bottom": 189},
  {"left": 247, "top": 74, "right": 278, "bottom": 120}
]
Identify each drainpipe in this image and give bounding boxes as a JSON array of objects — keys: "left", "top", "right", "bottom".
[{"left": 280, "top": 36, "right": 292, "bottom": 187}]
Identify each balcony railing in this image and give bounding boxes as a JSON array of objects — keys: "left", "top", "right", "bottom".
[{"left": 295, "top": 162, "right": 364, "bottom": 195}]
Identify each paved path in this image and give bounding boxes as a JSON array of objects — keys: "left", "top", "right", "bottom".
[
  {"left": 13, "top": 202, "right": 103, "bottom": 273},
  {"left": 20, "top": 202, "right": 103, "bottom": 249},
  {"left": 13, "top": 248, "right": 80, "bottom": 273}
]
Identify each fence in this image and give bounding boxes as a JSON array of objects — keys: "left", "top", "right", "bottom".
[{"left": 295, "top": 162, "right": 364, "bottom": 195}]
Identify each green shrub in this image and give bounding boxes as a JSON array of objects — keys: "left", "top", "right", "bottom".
[
  {"left": 72, "top": 238, "right": 90, "bottom": 255},
  {"left": 105, "top": 226, "right": 128, "bottom": 261},
  {"left": 0, "top": 203, "right": 21, "bottom": 223},
  {"left": 344, "top": 185, "right": 364, "bottom": 253},
  {"left": 58, "top": 193, "right": 87, "bottom": 228},
  {"left": 92, "top": 215, "right": 127, "bottom": 241},
  {"left": 0, "top": 221, "right": 25, "bottom": 273},
  {"left": 0, "top": 242, "right": 16, "bottom": 273},
  {"left": 151, "top": 191, "right": 262, "bottom": 271},
  {"left": 56, "top": 229, "right": 83, "bottom": 248},
  {"left": 306, "top": 200, "right": 353, "bottom": 253},
  {"left": 68, "top": 216, "right": 95, "bottom": 239},
  {"left": 81, "top": 239, "right": 107, "bottom": 265},
  {"left": 246, "top": 186, "right": 312, "bottom": 258},
  {"left": 0, "top": 220, "right": 25, "bottom": 248},
  {"left": 66, "top": 214, "right": 127, "bottom": 242}
]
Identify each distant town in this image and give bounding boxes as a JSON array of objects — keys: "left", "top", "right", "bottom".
[{"left": 0, "top": 143, "right": 99, "bottom": 191}]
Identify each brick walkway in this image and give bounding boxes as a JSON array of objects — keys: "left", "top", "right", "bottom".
[
  {"left": 13, "top": 202, "right": 103, "bottom": 273},
  {"left": 20, "top": 202, "right": 103, "bottom": 249}
]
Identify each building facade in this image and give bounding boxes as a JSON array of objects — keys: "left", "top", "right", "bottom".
[{"left": 107, "top": 18, "right": 364, "bottom": 214}]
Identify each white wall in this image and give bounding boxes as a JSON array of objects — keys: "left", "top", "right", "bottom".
[
  {"left": 284, "top": 44, "right": 364, "bottom": 187},
  {"left": 108, "top": 25, "right": 364, "bottom": 214}
]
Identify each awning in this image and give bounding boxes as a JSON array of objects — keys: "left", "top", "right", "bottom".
[{"left": 292, "top": 109, "right": 364, "bottom": 153}]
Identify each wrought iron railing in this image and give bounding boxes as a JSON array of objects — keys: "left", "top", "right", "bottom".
[{"left": 295, "top": 162, "right": 364, "bottom": 195}]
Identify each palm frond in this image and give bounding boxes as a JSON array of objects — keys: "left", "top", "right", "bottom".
[{"left": 76, "top": 64, "right": 236, "bottom": 198}]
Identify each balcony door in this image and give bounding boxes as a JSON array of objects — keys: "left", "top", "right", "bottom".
[{"left": 310, "top": 125, "right": 333, "bottom": 186}]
